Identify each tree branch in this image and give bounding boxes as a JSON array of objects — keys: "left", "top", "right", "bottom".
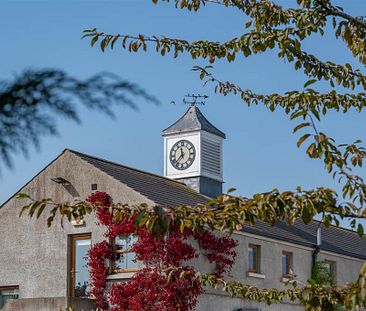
[
  {"left": 0, "top": 69, "right": 159, "bottom": 170},
  {"left": 82, "top": 29, "right": 366, "bottom": 90},
  {"left": 315, "top": 0, "right": 366, "bottom": 29}
]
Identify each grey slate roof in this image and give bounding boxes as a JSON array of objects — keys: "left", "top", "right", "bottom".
[
  {"left": 162, "top": 106, "right": 226, "bottom": 138},
  {"left": 244, "top": 219, "right": 366, "bottom": 260},
  {"left": 70, "top": 149, "right": 208, "bottom": 207},
  {"left": 71, "top": 149, "right": 366, "bottom": 260},
  {"left": 4, "top": 148, "right": 363, "bottom": 261}
]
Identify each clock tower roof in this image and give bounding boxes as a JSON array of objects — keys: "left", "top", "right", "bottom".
[{"left": 162, "top": 105, "right": 226, "bottom": 139}]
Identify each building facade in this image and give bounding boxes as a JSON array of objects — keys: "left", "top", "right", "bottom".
[{"left": 0, "top": 106, "right": 365, "bottom": 311}]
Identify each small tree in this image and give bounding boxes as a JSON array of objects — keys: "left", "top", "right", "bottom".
[{"left": 311, "top": 261, "right": 333, "bottom": 286}]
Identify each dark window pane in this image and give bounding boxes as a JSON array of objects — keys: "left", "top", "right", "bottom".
[
  {"left": 114, "top": 235, "right": 138, "bottom": 271},
  {"left": 74, "top": 239, "right": 91, "bottom": 297},
  {"left": 248, "top": 245, "right": 259, "bottom": 272},
  {"left": 282, "top": 254, "right": 288, "bottom": 275},
  {"left": 115, "top": 253, "right": 127, "bottom": 270},
  {"left": 248, "top": 247, "right": 254, "bottom": 270},
  {"left": 0, "top": 288, "right": 19, "bottom": 309},
  {"left": 115, "top": 236, "right": 127, "bottom": 250},
  {"left": 324, "top": 262, "right": 331, "bottom": 273},
  {"left": 324, "top": 260, "right": 336, "bottom": 284},
  {"left": 282, "top": 252, "right": 293, "bottom": 276}
]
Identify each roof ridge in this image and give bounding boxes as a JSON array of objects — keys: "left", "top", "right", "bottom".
[
  {"left": 0, "top": 150, "right": 68, "bottom": 209},
  {"left": 65, "top": 148, "right": 205, "bottom": 195},
  {"left": 194, "top": 107, "right": 226, "bottom": 137},
  {"left": 66, "top": 151, "right": 365, "bottom": 236}
]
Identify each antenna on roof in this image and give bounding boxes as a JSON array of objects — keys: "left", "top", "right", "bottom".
[{"left": 183, "top": 94, "right": 208, "bottom": 106}]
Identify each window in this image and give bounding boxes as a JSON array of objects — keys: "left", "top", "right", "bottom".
[
  {"left": 248, "top": 244, "right": 260, "bottom": 273},
  {"left": 282, "top": 251, "right": 293, "bottom": 276},
  {"left": 324, "top": 260, "right": 337, "bottom": 284},
  {"left": 0, "top": 286, "right": 19, "bottom": 309},
  {"left": 70, "top": 234, "right": 91, "bottom": 297},
  {"left": 112, "top": 235, "right": 139, "bottom": 273}
]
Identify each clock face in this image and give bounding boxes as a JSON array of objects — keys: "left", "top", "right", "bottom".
[{"left": 170, "top": 140, "right": 196, "bottom": 170}]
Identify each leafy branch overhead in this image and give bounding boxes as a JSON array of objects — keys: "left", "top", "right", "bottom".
[
  {"left": 81, "top": 1, "right": 366, "bottom": 211},
  {"left": 18, "top": 186, "right": 366, "bottom": 238},
  {"left": 18, "top": 191, "right": 366, "bottom": 309},
  {"left": 183, "top": 265, "right": 366, "bottom": 311},
  {"left": 0, "top": 69, "right": 158, "bottom": 170},
  {"left": 17, "top": 0, "right": 366, "bottom": 310},
  {"left": 193, "top": 65, "right": 366, "bottom": 208}
]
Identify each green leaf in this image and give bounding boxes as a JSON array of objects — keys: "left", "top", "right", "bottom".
[
  {"left": 245, "top": 20, "right": 252, "bottom": 28},
  {"left": 83, "top": 28, "right": 96, "bottom": 33},
  {"left": 47, "top": 216, "right": 54, "bottom": 228},
  {"left": 290, "top": 110, "right": 306, "bottom": 120},
  {"left": 19, "top": 205, "right": 30, "bottom": 217},
  {"left": 135, "top": 210, "right": 147, "bottom": 227},
  {"left": 310, "top": 108, "right": 320, "bottom": 121},
  {"left": 91, "top": 35, "right": 99, "bottom": 47},
  {"left": 111, "top": 35, "right": 120, "bottom": 49},
  {"left": 293, "top": 122, "right": 311, "bottom": 133},
  {"left": 16, "top": 193, "right": 30, "bottom": 200},
  {"left": 357, "top": 223, "right": 364, "bottom": 237},
  {"left": 36, "top": 203, "right": 46, "bottom": 219},
  {"left": 297, "top": 134, "right": 311, "bottom": 148},
  {"left": 304, "top": 79, "right": 317, "bottom": 88},
  {"left": 81, "top": 33, "right": 94, "bottom": 39},
  {"left": 180, "top": 221, "right": 185, "bottom": 233},
  {"left": 146, "top": 217, "right": 156, "bottom": 231}
]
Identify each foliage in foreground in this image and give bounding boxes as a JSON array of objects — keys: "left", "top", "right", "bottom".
[
  {"left": 311, "top": 260, "right": 334, "bottom": 286},
  {"left": 86, "top": 191, "right": 236, "bottom": 311},
  {"left": 18, "top": 0, "right": 366, "bottom": 310},
  {"left": 81, "top": 0, "right": 366, "bottom": 229},
  {"left": 0, "top": 69, "right": 158, "bottom": 171},
  {"left": 19, "top": 190, "right": 366, "bottom": 310}
]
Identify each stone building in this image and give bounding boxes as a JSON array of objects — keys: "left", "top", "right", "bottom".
[{"left": 0, "top": 106, "right": 365, "bottom": 311}]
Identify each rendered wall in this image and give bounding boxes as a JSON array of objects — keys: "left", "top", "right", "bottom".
[
  {"left": 2, "top": 297, "right": 95, "bottom": 311},
  {"left": 0, "top": 150, "right": 364, "bottom": 311},
  {"left": 0, "top": 150, "right": 153, "bottom": 300},
  {"left": 195, "top": 231, "right": 364, "bottom": 311}
]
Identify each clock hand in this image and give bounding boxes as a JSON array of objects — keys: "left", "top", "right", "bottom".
[{"left": 178, "top": 148, "right": 185, "bottom": 161}]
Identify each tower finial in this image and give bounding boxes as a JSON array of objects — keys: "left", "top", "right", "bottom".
[{"left": 182, "top": 94, "right": 208, "bottom": 106}]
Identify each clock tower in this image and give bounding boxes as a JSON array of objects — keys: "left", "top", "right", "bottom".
[{"left": 162, "top": 105, "right": 225, "bottom": 198}]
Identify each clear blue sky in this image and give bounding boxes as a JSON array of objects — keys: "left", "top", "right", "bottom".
[{"left": 0, "top": 1, "right": 365, "bottom": 210}]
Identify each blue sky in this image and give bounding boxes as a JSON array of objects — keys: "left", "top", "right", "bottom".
[{"left": 0, "top": 0, "right": 365, "bottom": 211}]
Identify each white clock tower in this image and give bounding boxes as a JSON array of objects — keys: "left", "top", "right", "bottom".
[{"left": 162, "top": 105, "right": 225, "bottom": 198}]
